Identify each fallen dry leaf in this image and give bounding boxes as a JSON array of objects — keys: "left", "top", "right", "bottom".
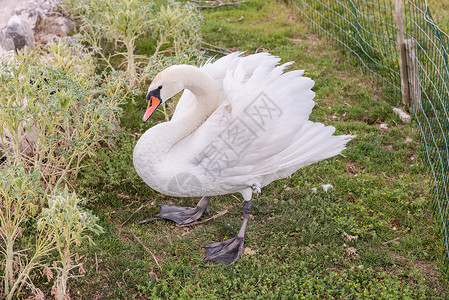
[
  {"left": 43, "top": 266, "right": 53, "bottom": 282},
  {"left": 117, "top": 193, "right": 130, "bottom": 199},
  {"left": 345, "top": 246, "right": 358, "bottom": 258},
  {"left": 342, "top": 231, "right": 358, "bottom": 242},
  {"left": 149, "top": 271, "right": 159, "bottom": 281},
  {"left": 243, "top": 247, "right": 256, "bottom": 255},
  {"left": 79, "top": 264, "right": 86, "bottom": 275}
]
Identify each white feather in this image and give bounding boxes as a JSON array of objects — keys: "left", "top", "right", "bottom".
[{"left": 134, "top": 52, "right": 354, "bottom": 200}]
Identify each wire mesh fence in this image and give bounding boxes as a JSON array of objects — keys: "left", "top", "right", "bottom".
[{"left": 294, "top": 0, "right": 449, "bottom": 271}]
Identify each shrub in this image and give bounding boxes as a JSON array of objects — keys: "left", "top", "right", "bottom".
[
  {"left": 68, "top": 0, "right": 154, "bottom": 87},
  {"left": 0, "top": 163, "right": 48, "bottom": 298},
  {"left": 0, "top": 39, "right": 126, "bottom": 298},
  {"left": 0, "top": 40, "right": 128, "bottom": 193},
  {"left": 38, "top": 187, "right": 103, "bottom": 300},
  {"left": 151, "top": 2, "right": 203, "bottom": 57},
  {"left": 0, "top": 163, "right": 102, "bottom": 299},
  {"left": 67, "top": 0, "right": 205, "bottom": 88}
]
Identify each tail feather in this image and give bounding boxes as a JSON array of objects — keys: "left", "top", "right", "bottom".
[{"left": 254, "top": 121, "right": 354, "bottom": 185}]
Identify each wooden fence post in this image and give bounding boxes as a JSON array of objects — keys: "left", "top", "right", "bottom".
[
  {"left": 395, "top": 0, "right": 411, "bottom": 108},
  {"left": 405, "top": 39, "right": 421, "bottom": 113}
]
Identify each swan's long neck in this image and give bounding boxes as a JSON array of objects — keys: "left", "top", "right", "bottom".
[
  {"left": 135, "top": 65, "right": 220, "bottom": 169},
  {"left": 159, "top": 65, "right": 219, "bottom": 150}
]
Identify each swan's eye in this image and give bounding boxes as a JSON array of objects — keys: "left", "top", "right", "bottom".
[{"left": 158, "top": 85, "right": 163, "bottom": 90}]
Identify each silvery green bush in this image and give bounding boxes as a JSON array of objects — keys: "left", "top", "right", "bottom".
[
  {"left": 0, "top": 40, "right": 127, "bottom": 298},
  {"left": 67, "top": 0, "right": 205, "bottom": 88},
  {"left": 0, "top": 40, "right": 128, "bottom": 192}
]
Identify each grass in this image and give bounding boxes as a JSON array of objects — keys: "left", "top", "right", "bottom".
[
  {"left": 427, "top": 0, "right": 449, "bottom": 33},
  {"left": 71, "top": 0, "right": 447, "bottom": 298}
]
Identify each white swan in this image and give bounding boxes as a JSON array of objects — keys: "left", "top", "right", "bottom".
[{"left": 133, "top": 52, "right": 353, "bottom": 264}]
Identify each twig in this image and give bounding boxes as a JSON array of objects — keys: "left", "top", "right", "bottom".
[
  {"left": 341, "top": 293, "right": 355, "bottom": 299},
  {"left": 201, "top": 41, "right": 232, "bottom": 53},
  {"left": 190, "top": 0, "right": 243, "bottom": 9},
  {"left": 231, "top": 194, "right": 241, "bottom": 202},
  {"left": 138, "top": 217, "right": 161, "bottom": 225},
  {"left": 190, "top": 0, "right": 216, "bottom": 3},
  {"left": 201, "top": 47, "right": 230, "bottom": 55},
  {"left": 95, "top": 252, "right": 99, "bottom": 273},
  {"left": 382, "top": 237, "right": 400, "bottom": 246},
  {"left": 68, "top": 274, "right": 85, "bottom": 279},
  {"left": 177, "top": 210, "right": 228, "bottom": 227},
  {"left": 120, "top": 205, "right": 144, "bottom": 227},
  {"left": 54, "top": 2, "right": 72, "bottom": 19},
  {"left": 124, "top": 200, "right": 140, "bottom": 208},
  {"left": 196, "top": 3, "right": 241, "bottom": 9},
  {"left": 224, "top": 16, "right": 244, "bottom": 22},
  {"left": 122, "top": 268, "right": 129, "bottom": 287},
  {"left": 130, "top": 230, "right": 162, "bottom": 271}
]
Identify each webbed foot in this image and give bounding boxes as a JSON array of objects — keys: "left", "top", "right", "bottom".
[
  {"left": 156, "top": 196, "right": 210, "bottom": 225},
  {"left": 203, "top": 236, "right": 245, "bottom": 265}
]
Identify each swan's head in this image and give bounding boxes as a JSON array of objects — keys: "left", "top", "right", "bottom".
[{"left": 142, "top": 65, "right": 186, "bottom": 123}]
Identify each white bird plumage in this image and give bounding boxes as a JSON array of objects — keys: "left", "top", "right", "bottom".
[{"left": 133, "top": 52, "right": 353, "bottom": 264}]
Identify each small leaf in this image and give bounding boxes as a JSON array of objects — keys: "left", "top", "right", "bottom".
[{"left": 243, "top": 247, "right": 256, "bottom": 256}]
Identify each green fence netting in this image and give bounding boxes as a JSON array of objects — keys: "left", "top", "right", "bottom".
[{"left": 295, "top": 0, "right": 449, "bottom": 271}]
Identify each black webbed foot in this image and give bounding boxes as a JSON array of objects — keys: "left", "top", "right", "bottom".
[
  {"left": 203, "top": 236, "right": 245, "bottom": 265},
  {"left": 155, "top": 196, "right": 210, "bottom": 225},
  {"left": 157, "top": 205, "right": 204, "bottom": 225}
]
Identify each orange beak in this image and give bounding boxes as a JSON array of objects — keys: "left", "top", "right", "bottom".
[{"left": 143, "top": 96, "right": 162, "bottom": 123}]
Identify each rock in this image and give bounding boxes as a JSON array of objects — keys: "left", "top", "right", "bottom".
[
  {"left": 2, "top": 15, "right": 35, "bottom": 51},
  {"left": 55, "top": 16, "right": 75, "bottom": 36},
  {"left": 0, "top": 0, "right": 30, "bottom": 30},
  {"left": 0, "top": 30, "right": 15, "bottom": 51},
  {"left": 393, "top": 107, "right": 411, "bottom": 123},
  {"left": 34, "top": 14, "right": 75, "bottom": 44},
  {"left": 18, "top": 0, "right": 55, "bottom": 32},
  {"left": 0, "top": 0, "right": 74, "bottom": 50},
  {"left": 1, "top": 120, "right": 38, "bottom": 159},
  {"left": 36, "top": 32, "right": 59, "bottom": 44}
]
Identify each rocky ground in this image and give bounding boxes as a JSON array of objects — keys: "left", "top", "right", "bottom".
[
  {"left": 0, "top": 0, "right": 74, "bottom": 53},
  {"left": 0, "top": 0, "right": 32, "bottom": 29}
]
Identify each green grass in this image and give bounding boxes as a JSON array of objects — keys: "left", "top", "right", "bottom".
[
  {"left": 71, "top": 0, "right": 447, "bottom": 298},
  {"left": 427, "top": 0, "right": 449, "bottom": 34}
]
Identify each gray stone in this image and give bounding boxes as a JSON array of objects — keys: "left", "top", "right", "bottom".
[
  {"left": 36, "top": 32, "right": 59, "bottom": 44},
  {"left": 3, "top": 15, "right": 35, "bottom": 50},
  {"left": 0, "top": 30, "right": 15, "bottom": 51},
  {"left": 393, "top": 107, "right": 411, "bottom": 123},
  {"left": 34, "top": 14, "right": 75, "bottom": 43}
]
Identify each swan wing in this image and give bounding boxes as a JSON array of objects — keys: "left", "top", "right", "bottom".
[
  {"left": 171, "top": 52, "right": 279, "bottom": 120},
  {"left": 170, "top": 53, "right": 352, "bottom": 193}
]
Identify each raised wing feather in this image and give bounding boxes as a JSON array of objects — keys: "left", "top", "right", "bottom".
[{"left": 169, "top": 53, "right": 351, "bottom": 192}]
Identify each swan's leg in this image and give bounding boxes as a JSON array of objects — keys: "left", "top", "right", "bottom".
[
  {"left": 156, "top": 196, "right": 211, "bottom": 225},
  {"left": 203, "top": 199, "right": 251, "bottom": 265}
]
